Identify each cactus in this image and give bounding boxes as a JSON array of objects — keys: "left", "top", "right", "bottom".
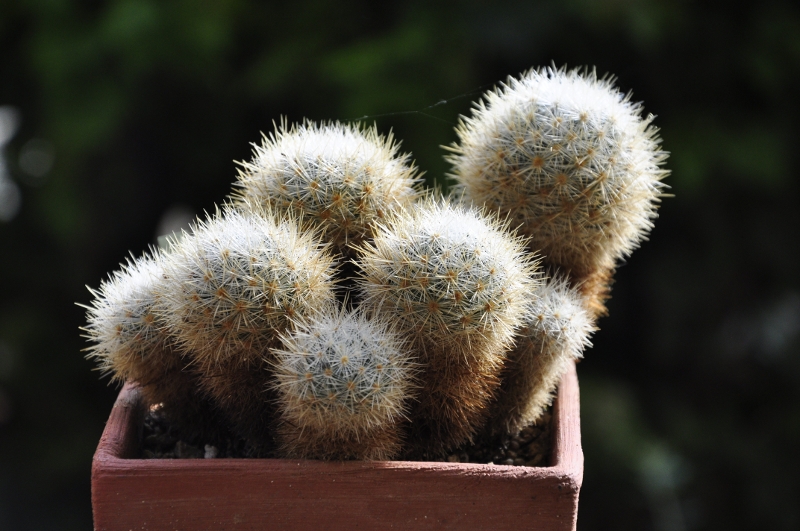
[
  {"left": 83, "top": 66, "right": 670, "bottom": 463},
  {"left": 447, "top": 66, "right": 669, "bottom": 316},
  {"left": 356, "top": 196, "right": 541, "bottom": 455},
  {"left": 83, "top": 251, "right": 171, "bottom": 386},
  {"left": 81, "top": 251, "right": 223, "bottom": 442},
  {"left": 156, "top": 204, "right": 337, "bottom": 452},
  {"left": 489, "top": 275, "right": 595, "bottom": 435},
  {"left": 233, "top": 120, "right": 421, "bottom": 256},
  {"left": 271, "top": 306, "right": 417, "bottom": 460}
]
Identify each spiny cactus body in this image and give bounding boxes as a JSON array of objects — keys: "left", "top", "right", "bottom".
[
  {"left": 489, "top": 275, "right": 595, "bottom": 434},
  {"left": 82, "top": 251, "right": 222, "bottom": 441},
  {"left": 272, "top": 307, "right": 416, "bottom": 460},
  {"left": 157, "top": 205, "right": 337, "bottom": 451},
  {"left": 233, "top": 120, "right": 421, "bottom": 256},
  {"left": 83, "top": 251, "right": 172, "bottom": 386},
  {"left": 448, "top": 66, "right": 669, "bottom": 315},
  {"left": 356, "top": 197, "right": 540, "bottom": 455}
]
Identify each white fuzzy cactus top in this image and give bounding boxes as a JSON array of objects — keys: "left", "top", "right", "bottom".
[{"left": 448, "top": 66, "right": 669, "bottom": 277}]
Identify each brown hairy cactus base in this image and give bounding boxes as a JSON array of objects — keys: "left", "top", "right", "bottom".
[
  {"left": 405, "top": 346, "right": 504, "bottom": 457},
  {"left": 276, "top": 423, "right": 404, "bottom": 461},
  {"left": 573, "top": 263, "right": 616, "bottom": 318},
  {"left": 192, "top": 355, "right": 279, "bottom": 455},
  {"left": 132, "top": 350, "right": 231, "bottom": 446}
]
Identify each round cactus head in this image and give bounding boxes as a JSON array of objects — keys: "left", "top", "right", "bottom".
[
  {"left": 233, "top": 120, "right": 421, "bottom": 255},
  {"left": 447, "top": 66, "right": 669, "bottom": 309},
  {"left": 357, "top": 196, "right": 540, "bottom": 353},
  {"left": 273, "top": 307, "right": 415, "bottom": 430},
  {"left": 82, "top": 250, "right": 174, "bottom": 384},
  {"left": 272, "top": 306, "right": 417, "bottom": 460},
  {"left": 157, "top": 205, "right": 337, "bottom": 369}
]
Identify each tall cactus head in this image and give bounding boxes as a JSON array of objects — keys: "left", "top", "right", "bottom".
[
  {"left": 356, "top": 196, "right": 541, "bottom": 454},
  {"left": 447, "top": 66, "right": 669, "bottom": 314},
  {"left": 272, "top": 306, "right": 417, "bottom": 460},
  {"left": 157, "top": 205, "right": 337, "bottom": 369},
  {"left": 490, "top": 275, "right": 595, "bottom": 435},
  {"left": 233, "top": 120, "right": 421, "bottom": 255}
]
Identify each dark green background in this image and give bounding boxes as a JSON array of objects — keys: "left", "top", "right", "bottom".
[{"left": 1, "top": 1, "right": 799, "bottom": 529}]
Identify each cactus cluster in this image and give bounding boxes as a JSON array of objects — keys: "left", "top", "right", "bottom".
[{"left": 83, "top": 65, "right": 667, "bottom": 462}]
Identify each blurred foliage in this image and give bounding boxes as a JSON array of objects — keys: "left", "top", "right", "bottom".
[{"left": 1, "top": 0, "right": 799, "bottom": 529}]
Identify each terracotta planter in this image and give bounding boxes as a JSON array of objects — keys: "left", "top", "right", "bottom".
[{"left": 91, "top": 362, "right": 582, "bottom": 531}]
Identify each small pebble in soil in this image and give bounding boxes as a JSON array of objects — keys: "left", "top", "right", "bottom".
[{"left": 204, "top": 445, "right": 218, "bottom": 459}]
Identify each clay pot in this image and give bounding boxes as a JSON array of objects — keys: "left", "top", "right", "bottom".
[{"left": 91, "top": 363, "right": 582, "bottom": 530}]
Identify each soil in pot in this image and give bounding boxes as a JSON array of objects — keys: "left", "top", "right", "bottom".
[{"left": 139, "top": 403, "right": 553, "bottom": 466}]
